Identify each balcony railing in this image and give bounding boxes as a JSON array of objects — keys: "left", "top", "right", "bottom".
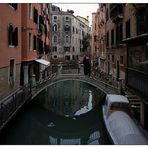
[
  {"left": 127, "top": 68, "right": 148, "bottom": 99},
  {"left": 110, "top": 4, "right": 123, "bottom": 23}
]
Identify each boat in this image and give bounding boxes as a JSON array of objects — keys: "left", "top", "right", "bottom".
[{"left": 102, "top": 94, "right": 148, "bottom": 144}]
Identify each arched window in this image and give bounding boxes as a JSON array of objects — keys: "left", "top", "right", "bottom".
[
  {"left": 53, "top": 35, "right": 58, "bottom": 43},
  {"left": 53, "top": 24, "right": 58, "bottom": 31},
  {"left": 65, "top": 24, "right": 70, "bottom": 31},
  {"left": 65, "top": 35, "right": 69, "bottom": 43}
]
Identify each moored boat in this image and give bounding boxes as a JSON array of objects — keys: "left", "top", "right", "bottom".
[{"left": 102, "top": 94, "right": 148, "bottom": 144}]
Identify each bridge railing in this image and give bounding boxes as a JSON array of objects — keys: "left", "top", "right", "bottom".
[
  {"left": 0, "top": 63, "right": 118, "bottom": 132},
  {"left": 0, "top": 84, "right": 31, "bottom": 131},
  {"left": 61, "top": 63, "right": 80, "bottom": 74}
]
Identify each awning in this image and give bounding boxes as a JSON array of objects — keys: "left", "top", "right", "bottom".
[
  {"left": 35, "top": 59, "right": 50, "bottom": 66},
  {"left": 122, "top": 33, "right": 148, "bottom": 44}
]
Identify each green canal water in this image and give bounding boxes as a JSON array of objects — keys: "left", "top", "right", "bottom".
[{"left": 0, "top": 80, "right": 111, "bottom": 145}]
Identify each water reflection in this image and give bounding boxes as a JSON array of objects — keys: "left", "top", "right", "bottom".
[
  {"left": 0, "top": 80, "right": 110, "bottom": 145},
  {"left": 75, "top": 90, "right": 93, "bottom": 115},
  {"left": 48, "top": 130, "right": 100, "bottom": 145},
  {"left": 36, "top": 80, "right": 102, "bottom": 116}
]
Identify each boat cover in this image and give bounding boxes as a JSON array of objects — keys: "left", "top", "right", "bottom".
[{"left": 108, "top": 111, "right": 148, "bottom": 144}]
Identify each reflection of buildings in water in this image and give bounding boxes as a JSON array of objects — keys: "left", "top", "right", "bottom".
[
  {"left": 49, "top": 130, "right": 100, "bottom": 145},
  {"left": 87, "top": 131, "right": 100, "bottom": 144},
  {"left": 49, "top": 136, "right": 80, "bottom": 145},
  {"left": 49, "top": 136, "right": 58, "bottom": 144},
  {"left": 40, "top": 81, "right": 97, "bottom": 116},
  {"left": 60, "top": 138, "right": 81, "bottom": 145},
  {"left": 75, "top": 90, "right": 92, "bottom": 115}
]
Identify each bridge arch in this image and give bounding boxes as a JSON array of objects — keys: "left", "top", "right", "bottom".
[{"left": 31, "top": 75, "right": 118, "bottom": 100}]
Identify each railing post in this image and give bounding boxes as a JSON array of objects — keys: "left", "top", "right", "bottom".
[
  {"left": 79, "top": 63, "right": 84, "bottom": 75},
  {"left": 58, "top": 62, "right": 62, "bottom": 75}
]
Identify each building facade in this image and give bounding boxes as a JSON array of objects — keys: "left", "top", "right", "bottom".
[
  {"left": 122, "top": 4, "right": 148, "bottom": 130},
  {"left": 91, "top": 12, "right": 98, "bottom": 60},
  {"left": 21, "top": 3, "right": 51, "bottom": 85},
  {"left": 91, "top": 3, "right": 148, "bottom": 130},
  {"left": 50, "top": 5, "right": 90, "bottom": 63},
  {"left": 91, "top": 5, "right": 106, "bottom": 72},
  {"left": 77, "top": 16, "right": 91, "bottom": 60},
  {"left": 0, "top": 4, "right": 22, "bottom": 99}
]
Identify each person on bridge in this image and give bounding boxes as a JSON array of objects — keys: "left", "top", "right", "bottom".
[{"left": 83, "top": 55, "right": 91, "bottom": 76}]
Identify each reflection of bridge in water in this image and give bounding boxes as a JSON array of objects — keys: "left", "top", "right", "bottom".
[
  {"left": 49, "top": 130, "right": 100, "bottom": 145},
  {"left": 0, "top": 64, "right": 119, "bottom": 133}
]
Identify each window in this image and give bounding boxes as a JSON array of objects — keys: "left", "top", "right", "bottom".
[
  {"left": 53, "top": 24, "right": 58, "bottom": 31},
  {"left": 82, "top": 31, "right": 84, "bottom": 37},
  {"left": 33, "top": 35, "right": 36, "bottom": 50},
  {"left": 106, "top": 8, "right": 108, "bottom": 21},
  {"left": 94, "top": 35, "right": 97, "bottom": 42},
  {"left": 65, "top": 16, "right": 69, "bottom": 21},
  {"left": 126, "top": 19, "right": 131, "bottom": 38},
  {"left": 52, "top": 6, "right": 56, "bottom": 11},
  {"left": 106, "top": 32, "right": 109, "bottom": 47},
  {"left": 33, "top": 7, "right": 38, "bottom": 23},
  {"left": 73, "top": 47, "right": 75, "bottom": 52},
  {"left": 108, "top": 55, "right": 110, "bottom": 60},
  {"left": 73, "top": 26, "right": 75, "bottom": 33},
  {"left": 120, "top": 56, "right": 124, "bottom": 65},
  {"left": 9, "top": 3, "right": 17, "bottom": 10},
  {"left": 116, "top": 24, "right": 123, "bottom": 45},
  {"left": 54, "top": 55, "right": 57, "bottom": 58},
  {"left": 9, "top": 59, "right": 15, "bottom": 85},
  {"left": 29, "top": 3, "right": 33, "bottom": 19},
  {"left": 112, "top": 55, "right": 115, "bottom": 63},
  {"left": 53, "top": 46, "right": 57, "bottom": 52},
  {"left": 53, "top": 35, "right": 58, "bottom": 43},
  {"left": 8, "top": 25, "right": 18, "bottom": 47},
  {"left": 29, "top": 33, "right": 32, "bottom": 50},
  {"left": 37, "top": 38, "right": 43, "bottom": 54},
  {"left": 53, "top": 15, "right": 57, "bottom": 22},
  {"left": 65, "top": 55, "right": 70, "bottom": 60},
  {"left": 65, "top": 36, "right": 69, "bottom": 43},
  {"left": 116, "top": 26, "right": 119, "bottom": 45},
  {"left": 72, "top": 55, "right": 75, "bottom": 60},
  {"left": 65, "top": 24, "right": 70, "bottom": 31},
  {"left": 111, "top": 29, "right": 114, "bottom": 47},
  {"left": 119, "top": 24, "right": 123, "bottom": 43},
  {"left": 64, "top": 47, "right": 70, "bottom": 52},
  {"left": 76, "top": 28, "right": 78, "bottom": 34}
]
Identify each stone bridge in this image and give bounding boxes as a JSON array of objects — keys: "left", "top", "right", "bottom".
[
  {"left": 31, "top": 73, "right": 119, "bottom": 99},
  {"left": 0, "top": 72, "right": 119, "bottom": 132}
]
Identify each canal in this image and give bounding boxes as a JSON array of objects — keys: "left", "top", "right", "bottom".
[{"left": 0, "top": 80, "right": 111, "bottom": 145}]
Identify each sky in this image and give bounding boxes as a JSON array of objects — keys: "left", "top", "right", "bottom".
[{"left": 53, "top": 3, "right": 99, "bottom": 26}]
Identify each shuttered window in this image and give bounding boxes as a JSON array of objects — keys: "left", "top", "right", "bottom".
[
  {"left": 34, "top": 7, "right": 38, "bottom": 24},
  {"left": 33, "top": 35, "right": 36, "bottom": 50}
]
